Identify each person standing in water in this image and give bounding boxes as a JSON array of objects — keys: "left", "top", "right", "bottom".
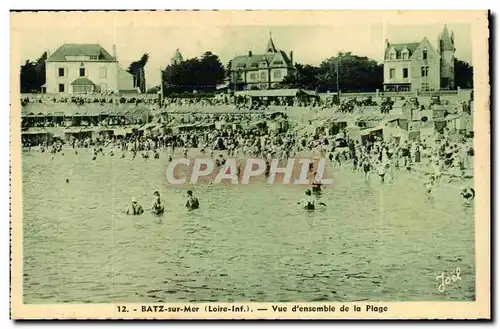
[
  {"left": 310, "top": 172, "right": 323, "bottom": 193},
  {"left": 424, "top": 175, "right": 436, "bottom": 199},
  {"left": 185, "top": 190, "right": 199, "bottom": 211},
  {"left": 460, "top": 187, "right": 475, "bottom": 205},
  {"left": 362, "top": 157, "right": 371, "bottom": 182},
  {"left": 126, "top": 197, "right": 144, "bottom": 215},
  {"left": 151, "top": 191, "right": 164, "bottom": 215},
  {"left": 297, "top": 189, "right": 326, "bottom": 210},
  {"left": 377, "top": 161, "right": 387, "bottom": 184}
]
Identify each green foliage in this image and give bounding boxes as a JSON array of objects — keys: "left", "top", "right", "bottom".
[
  {"left": 279, "top": 52, "right": 383, "bottom": 92},
  {"left": 454, "top": 59, "right": 473, "bottom": 89},
  {"left": 20, "top": 52, "right": 47, "bottom": 93},
  {"left": 127, "top": 53, "right": 149, "bottom": 93},
  {"left": 162, "top": 51, "right": 225, "bottom": 95}
]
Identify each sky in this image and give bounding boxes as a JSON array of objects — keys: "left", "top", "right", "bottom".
[{"left": 11, "top": 12, "right": 473, "bottom": 89}]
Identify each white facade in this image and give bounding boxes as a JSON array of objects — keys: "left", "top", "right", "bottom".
[
  {"left": 45, "top": 44, "right": 134, "bottom": 94},
  {"left": 46, "top": 61, "right": 118, "bottom": 94}
]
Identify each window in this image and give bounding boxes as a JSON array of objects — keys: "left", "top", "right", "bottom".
[
  {"left": 422, "top": 50, "right": 428, "bottom": 60},
  {"left": 389, "top": 68, "right": 395, "bottom": 79},
  {"left": 90, "top": 55, "right": 98, "bottom": 60},
  {"left": 402, "top": 68, "right": 408, "bottom": 78},
  {"left": 73, "top": 85, "right": 93, "bottom": 94},
  {"left": 99, "top": 67, "right": 107, "bottom": 78},
  {"left": 79, "top": 68, "right": 86, "bottom": 77},
  {"left": 273, "top": 70, "right": 281, "bottom": 79},
  {"left": 421, "top": 82, "right": 429, "bottom": 91},
  {"left": 402, "top": 52, "right": 409, "bottom": 60},
  {"left": 58, "top": 84, "right": 65, "bottom": 92},
  {"left": 58, "top": 68, "right": 65, "bottom": 77},
  {"left": 389, "top": 52, "right": 396, "bottom": 60},
  {"left": 421, "top": 66, "right": 429, "bottom": 77},
  {"left": 273, "top": 61, "right": 284, "bottom": 65},
  {"left": 249, "top": 73, "right": 256, "bottom": 80},
  {"left": 260, "top": 71, "right": 267, "bottom": 80}
]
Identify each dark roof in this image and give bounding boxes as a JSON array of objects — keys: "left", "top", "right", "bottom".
[
  {"left": 71, "top": 77, "right": 95, "bottom": 86},
  {"left": 230, "top": 50, "right": 292, "bottom": 71},
  {"left": 439, "top": 26, "right": 455, "bottom": 51},
  {"left": 47, "top": 44, "right": 116, "bottom": 62},
  {"left": 266, "top": 36, "right": 277, "bottom": 53},
  {"left": 385, "top": 42, "right": 421, "bottom": 60}
]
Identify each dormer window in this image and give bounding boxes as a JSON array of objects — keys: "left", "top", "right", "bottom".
[
  {"left": 401, "top": 49, "right": 409, "bottom": 60},
  {"left": 389, "top": 49, "right": 396, "bottom": 60},
  {"left": 90, "top": 55, "right": 98, "bottom": 60}
]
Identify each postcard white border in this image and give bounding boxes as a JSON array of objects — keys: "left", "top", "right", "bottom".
[{"left": 9, "top": 10, "right": 490, "bottom": 320}]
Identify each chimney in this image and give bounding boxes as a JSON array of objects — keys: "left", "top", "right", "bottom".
[
  {"left": 289, "top": 51, "right": 293, "bottom": 65},
  {"left": 451, "top": 31, "right": 455, "bottom": 44},
  {"left": 46, "top": 49, "right": 51, "bottom": 59},
  {"left": 112, "top": 44, "right": 117, "bottom": 60},
  {"left": 248, "top": 51, "right": 252, "bottom": 57},
  {"left": 385, "top": 38, "right": 389, "bottom": 49}
]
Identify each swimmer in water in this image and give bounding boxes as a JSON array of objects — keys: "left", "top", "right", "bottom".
[
  {"left": 151, "top": 191, "right": 164, "bottom": 215},
  {"left": 154, "top": 150, "right": 160, "bottom": 159},
  {"left": 126, "top": 197, "right": 144, "bottom": 215},
  {"left": 362, "top": 158, "right": 371, "bottom": 182},
  {"left": 237, "top": 162, "right": 243, "bottom": 179},
  {"left": 424, "top": 175, "right": 436, "bottom": 199},
  {"left": 311, "top": 172, "right": 322, "bottom": 193},
  {"left": 185, "top": 190, "right": 199, "bottom": 211},
  {"left": 297, "top": 189, "right": 326, "bottom": 210},
  {"left": 265, "top": 160, "right": 271, "bottom": 177},
  {"left": 461, "top": 187, "right": 475, "bottom": 205},
  {"left": 377, "top": 161, "right": 386, "bottom": 183}
]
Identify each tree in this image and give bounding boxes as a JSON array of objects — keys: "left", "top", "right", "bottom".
[
  {"left": 454, "top": 59, "right": 473, "bottom": 89},
  {"left": 277, "top": 53, "right": 383, "bottom": 92},
  {"left": 20, "top": 52, "right": 47, "bottom": 93},
  {"left": 279, "top": 64, "right": 321, "bottom": 90},
  {"left": 319, "top": 52, "right": 383, "bottom": 92},
  {"left": 127, "top": 53, "right": 149, "bottom": 93},
  {"left": 161, "top": 52, "right": 225, "bottom": 95}
]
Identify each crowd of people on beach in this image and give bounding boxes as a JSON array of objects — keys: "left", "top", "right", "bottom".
[
  {"left": 31, "top": 112, "right": 475, "bottom": 213},
  {"left": 22, "top": 90, "right": 475, "bottom": 213}
]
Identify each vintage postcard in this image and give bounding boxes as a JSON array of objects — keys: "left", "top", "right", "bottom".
[{"left": 10, "top": 10, "right": 490, "bottom": 320}]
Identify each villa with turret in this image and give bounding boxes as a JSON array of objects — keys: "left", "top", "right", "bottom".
[
  {"left": 229, "top": 34, "right": 294, "bottom": 90},
  {"left": 383, "top": 25, "right": 456, "bottom": 92}
]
